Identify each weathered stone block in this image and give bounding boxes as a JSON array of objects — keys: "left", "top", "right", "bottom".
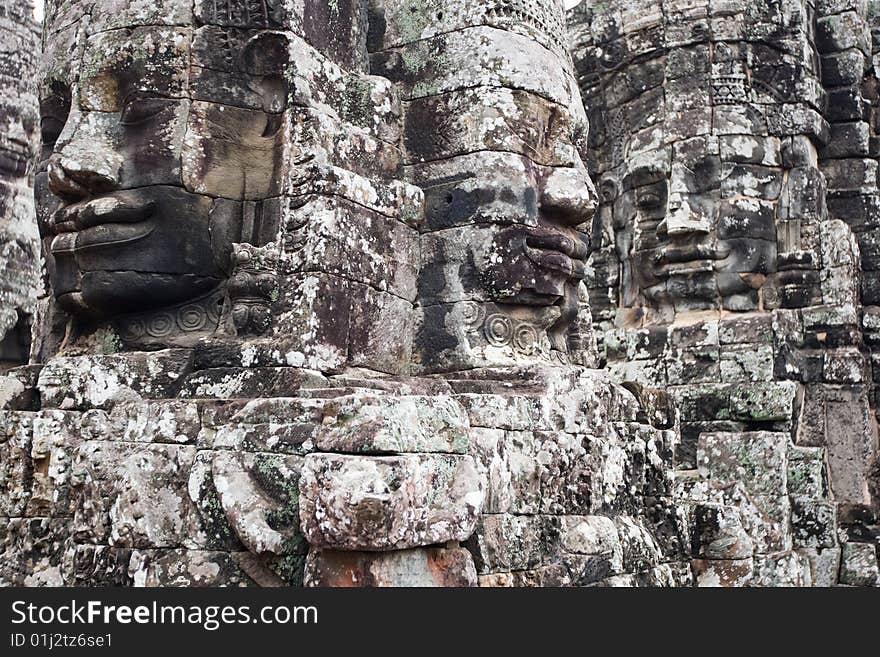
[
  {"left": 815, "top": 12, "right": 870, "bottom": 55},
  {"left": 283, "top": 194, "right": 419, "bottom": 300},
  {"left": 666, "top": 347, "right": 721, "bottom": 385},
  {"left": 128, "top": 550, "right": 262, "bottom": 587},
  {"left": 720, "top": 344, "right": 774, "bottom": 382},
  {"left": 80, "top": 27, "right": 191, "bottom": 112},
  {"left": 303, "top": 547, "right": 477, "bottom": 587},
  {"left": 821, "top": 49, "right": 865, "bottom": 87},
  {"left": 670, "top": 384, "right": 731, "bottom": 422},
  {"left": 800, "top": 547, "right": 841, "bottom": 587},
  {"left": 454, "top": 393, "right": 534, "bottom": 431},
  {"left": 470, "top": 428, "right": 540, "bottom": 514},
  {"left": 346, "top": 282, "right": 415, "bottom": 375},
  {"left": 691, "top": 504, "right": 754, "bottom": 560},
  {"left": 211, "top": 397, "right": 324, "bottom": 454},
  {"left": 71, "top": 442, "right": 202, "bottom": 549},
  {"left": 538, "top": 430, "right": 593, "bottom": 515},
  {"left": 0, "top": 412, "right": 33, "bottom": 517},
  {"left": 0, "top": 518, "right": 70, "bottom": 586},
  {"left": 697, "top": 432, "right": 788, "bottom": 498},
  {"left": 0, "top": 366, "right": 40, "bottom": 411},
  {"left": 614, "top": 516, "right": 663, "bottom": 573},
  {"left": 38, "top": 351, "right": 193, "bottom": 410},
  {"left": 467, "top": 513, "right": 547, "bottom": 574},
  {"left": 372, "top": 27, "right": 579, "bottom": 107},
  {"left": 839, "top": 542, "right": 879, "bottom": 586},
  {"left": 299, "top": 453, "right": 484, "bottom": 550},
  {"left": 751, "top": 551, "right": 809, "bottom": 587},
  {"left": 692, "top": 558, "right": 753, "bottom": 587},
  {"left": 791, "top": 499, "right": 838, "bottom": 548},
  {"left": 80, "top": 401, "right": 202, "bottom": 445},
  {"left": 824, "top": 386, "right": 876, "bottom": 505},
  {"left": 211, "top": 451, "right": 306, "bottom": 557},
  {"left": 179, "top": 367, "right": 328, "bottom": 400},
  {"left": 821, "top": 122, "right": 871, "bottom": 159},
  {"left": 271, "top": 272, "right": 415, "bottom": 375},
  {"left": 719, "top": 135, "right": 781, "bottom": 166},
  {"left": 728, "top": 381, "right": 797, "bottom": 421},
  {"left": 787, "top": 446, "right": 826, "bottom": 498},
  {"left": 66, "top": 545, "right": 133, "bottom": 586},
  {"left": 315, "top": 394, "right": 470, "bottom": 454}
]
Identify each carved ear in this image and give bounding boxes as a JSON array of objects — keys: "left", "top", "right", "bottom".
[{"left": 239, "top": 32, "right": 289, "bottom": 114}]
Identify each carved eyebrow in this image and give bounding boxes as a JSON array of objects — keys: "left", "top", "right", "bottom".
[
  {"left": 622, "top": 165, "right": 667, "bottom": 190},
  {"left": 631, "top": 165, "right": 665, "bottom": 179},
  {"left": 119, "top": 89, "right": 175, "bottom": 106}
]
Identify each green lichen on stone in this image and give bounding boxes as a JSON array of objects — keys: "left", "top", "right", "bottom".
[
  {"left": 334, "top": 408, "right": 356, "bottom": 425},
  {"left": 730, "top": 383, "right": 795, "bottom": 422},
  {"left": 787, "top": 447, "right": 824, "bottom": 497},
  {"left": 341, "top": 74, "right": 375, "bottom": 128},
  {"left": 99, "top": 331, "right": 123, "bottom": 355},
  {"left": 399, "top": 199, "right": 423, "bottom": 226},
  {"left": 788, "top": 465, "right": 807, "bottom": 490},
  {"left": 733, "top": 443, "right": 759, "bottom": 478},
  {"left": 267, "top": 549, "right": 307, "bottom": 586},
  {"left": 198, "top": 477, "right": 239, "bottom": 547},
  {"left": 401, "top": 40, "right": 432, "bottom": 77},
  {"left": 424, "top": 456, "right": 458, "bottom": 505},
  {"left": 252, "top": 454, "right": 301, "bottom": 533},
  {"left": 396, "top": 0, "right": 432, "bottom": 44}
]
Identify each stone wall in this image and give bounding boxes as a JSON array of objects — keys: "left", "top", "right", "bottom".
[
  {"left": 0, "top": 354, "right": 687, "bottom": 586},
  {"left": 0, "top": 0, "right": 40, "bottom": 366},
  {"left": 1, "top": 0, "right": 691, "bottom": 588},
  {"left": 570, "top": 0, "right": 880, "bottom": 585},
  {"left": 0, "top": 0, "right": 878, "bottom": 587}
]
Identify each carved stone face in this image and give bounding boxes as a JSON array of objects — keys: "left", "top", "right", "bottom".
[
  {"left": 0, "top": 5, "right": 41, "bottom": 363},
  {"left": 581, "top": 24, "right": 809, "bottom": 324},
  {"left": 389, "top": 5, "right": 599, "bottom": 368},
  {"left": 477, "top": 152, "right": 595, "bottom": 353},
  {"left": 35, "top": 14, "right": 286, "bottom": 319},
  {"left": 0, "top": 96, "right": 37, "bottom": 183},
  {"left": 612, "top": 150, "right": 730, "bottom": 317},
  {"left": 612, "top": 142, "right": 783, "bottom": 322}
]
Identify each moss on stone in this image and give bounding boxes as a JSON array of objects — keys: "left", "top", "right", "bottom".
[
  {"left": 396, "top": 0, "right": 432, "bottom": 45},
  {"left": 252, "top": 454, "right": 301, "bottom": 534},
  {"left": 341, "top": 74, "right": 375, "bottom": 128}
]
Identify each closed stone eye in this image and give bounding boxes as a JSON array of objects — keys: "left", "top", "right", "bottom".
[
  {"left": 119, "top": 94, "right": 170, "bottom": 126},
  {"left": 637, "top": 192, "right": 661, "bottom": 208}
]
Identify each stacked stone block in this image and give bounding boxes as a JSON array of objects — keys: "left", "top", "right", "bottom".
[
  {"left": 3, "top": 0, "right": 880, "bottom": 588},
  {"left": 570, "top": 0, "right": 880, "bottom": 585},
  {"left": 1, "top": 352, "right": 692, "bottom": 586},
  {"left": 0, "top": 0, "right": 40, "bottom": 365}
]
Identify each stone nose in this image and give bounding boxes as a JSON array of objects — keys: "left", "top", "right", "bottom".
[
  {"left": 47, "top": 110, "right": 123, "bottom": 200},
  {"left": 664, "top": 192, "right": 711, "bottom": 236},
  {"left": 540, "top": 166, "right": 597, "bottom": 227},
  {"left": 47, "top": 153, "right": 118, "bottom": 200}
]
